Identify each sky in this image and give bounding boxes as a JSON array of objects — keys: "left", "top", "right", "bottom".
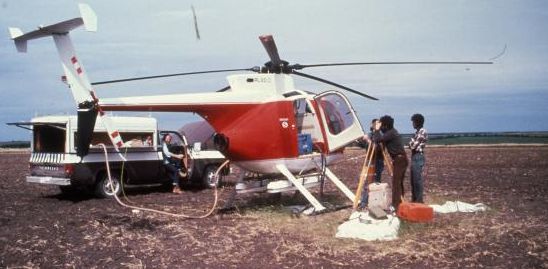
[{"left": 1, "top": 0, "right": 548, "bottom": 141}]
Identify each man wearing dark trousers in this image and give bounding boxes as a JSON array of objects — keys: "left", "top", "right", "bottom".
[
  {"left": 409, "top": 113, "right": 428, "bottom": 203},
  {"left": 358, "top": 118, "right": 385, "bottom": 210},
  {"left": 162, "top": 134, "right": 185, "bottom": 194},
  {"left": 372, "top": 115, "right": 408, "bottom": 211}
]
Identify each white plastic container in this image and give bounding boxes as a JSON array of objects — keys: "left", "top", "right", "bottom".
[{"left": 368, "top": 182, "right": 392, "bottom": 210}]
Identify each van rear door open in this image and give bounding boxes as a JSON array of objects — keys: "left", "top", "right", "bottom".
[{"left": 8, "top": 121, "right": 68, "bottom": 154}]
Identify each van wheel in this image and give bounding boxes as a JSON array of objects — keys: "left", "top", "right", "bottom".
[
  {"left": 202, "top": 165, "right": 221, "bottom": 188},
  {"left": 95, "top": 173, "right": 122, "bottom": 198}
]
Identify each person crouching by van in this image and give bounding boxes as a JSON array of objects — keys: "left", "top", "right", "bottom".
[
  {"left": 162, "top": 134, "right": 185, "bottom": 194},
  {"left": 372, "top": 115, "right": 408, "bottom": 211}
]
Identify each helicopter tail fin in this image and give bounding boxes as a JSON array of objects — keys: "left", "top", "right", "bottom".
[
  {"left": 9, "top": 3, "right": 97, "bottom": 105},
  {"left": 8, "top": 28, "right": 25, "bottom": 51},
  {"left": 10, "top": 4, "right": 124, "bottom": 156}
]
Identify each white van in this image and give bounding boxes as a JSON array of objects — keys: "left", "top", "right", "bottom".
[{"left": 11, "top": 115, "right": 227, "bottom": 197}]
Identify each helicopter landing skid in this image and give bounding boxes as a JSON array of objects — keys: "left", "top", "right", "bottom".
[
  {"left": 224, "top": 164, "right": 356, "bottom": 213},
  {"left": 233, "top": 171, "right": 323, "bottom": 195},
  {"left": 275, "top": 164, "right": 327, "bottom": 212},
  {"left": 276, "top": 164, "right": 356, "bottom": 212}
]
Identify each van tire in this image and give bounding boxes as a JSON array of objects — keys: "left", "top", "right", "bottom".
[
  {"left": 202, "top": 165, "right": 221, "bottom": 188},
  {"left": 95, "top": 172, "right": 122, "bottom": 198}
]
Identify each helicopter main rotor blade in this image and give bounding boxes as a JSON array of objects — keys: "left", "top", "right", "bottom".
[
  {"left": 217, "top": 86, "right": 231, "bottom": 92},
  {"left": 292, "top": 70, "right": 379, "bottom": 101},
  {"left": 292, "top": 61, "right": 492, "bottom": 70},
  {"left": 259, "top": 35, "right": 283, "bottom": 66},
  {"left": 91, "top": 68, "right": 254, "bottom": 85}
]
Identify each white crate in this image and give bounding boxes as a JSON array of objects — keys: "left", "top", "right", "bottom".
[{"left": 368, "top": 182, "right": 392, "bottom": 210}]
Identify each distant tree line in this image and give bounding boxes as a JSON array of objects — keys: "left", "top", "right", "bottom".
[
  {"left": 353, "top": 131, "right": 548, "bottom": 148},
  {"left": 0, "top": 141, "right": 30, "bottom": 149},
  {"left": 426, "top": 131, "right": 548, "bottom": 140}
]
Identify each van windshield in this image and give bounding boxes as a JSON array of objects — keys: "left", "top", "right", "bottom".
[{"left": 33, "top": 124, "right": 66, "bottom": 153}]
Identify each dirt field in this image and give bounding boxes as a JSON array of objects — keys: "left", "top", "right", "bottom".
[{"left": 1, "top": 146, "right": 547, "bottom": 268}]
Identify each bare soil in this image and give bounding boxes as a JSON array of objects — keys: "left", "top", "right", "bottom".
[{"left": 1, "top": 147, "right": 547, "bottom": 268}]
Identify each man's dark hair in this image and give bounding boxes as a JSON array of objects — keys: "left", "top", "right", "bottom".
[
  {"left": 379, "top": 115, "right": 394, "bottom": 130},
  {"left": 411, "top": 113, "right": 425, "bottom": 128},
  {"left": 370, "top": 118, "right": 378, "bottom": 131}
]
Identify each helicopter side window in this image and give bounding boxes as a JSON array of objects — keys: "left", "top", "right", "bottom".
[
  {"left": 293, "top": 99, "right": 307, "bottom": 133},
  {"left": 318, "top": 94, "right": 355, "bottom": 135},
  {"left": 293, "top": 99, "right": 307, "bottom": 115}
]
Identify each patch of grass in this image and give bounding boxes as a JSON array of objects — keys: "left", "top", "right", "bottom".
[
  {"left": 239, "top": 193, "right": 371, "bottom": 251},
  {"left": 398, "top": 219, "right": 444, "bottom": 237},
  {"left": 425, "top": 194, "right": 448, "bottom": 205}
]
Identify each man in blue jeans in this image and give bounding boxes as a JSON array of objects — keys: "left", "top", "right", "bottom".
[
  {"left": 359, "top": 119, "right": 385, "bottom": 210},
  {"left": 409, "top": 114, "right": 428, "bottom": 203}
]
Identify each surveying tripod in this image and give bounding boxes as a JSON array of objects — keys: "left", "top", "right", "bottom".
[{"left": 352, "top": 140, "right": 394, "bottom": 210}]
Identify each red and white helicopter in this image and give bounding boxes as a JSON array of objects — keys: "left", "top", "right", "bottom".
[{"left": 9, "top": 4, "right": 490, "bottom": 212}]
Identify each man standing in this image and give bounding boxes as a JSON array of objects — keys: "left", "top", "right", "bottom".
[
  {"left": 372, "top": 115, "right": 408, "bottom": 210},
  {"left": 162, "top": 134, "right": 185, "bottom": 194},
  {"left": 359, "top": 119, "right": 385, "bottom": 210},
  {"left": 362, "top": 119, "right": 385, "bottom": 184},
  {"left": 409, "top": 113, "right": 428, "bottom": 203}
]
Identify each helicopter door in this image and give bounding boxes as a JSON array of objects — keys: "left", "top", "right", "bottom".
[
  {"left": 315, "top": 91, "right": 364, "bottom": 151},
  {"left": 293, "top": 98, "right": 323, "bottom": 155}
]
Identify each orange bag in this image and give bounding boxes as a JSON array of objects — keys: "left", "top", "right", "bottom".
[{"left": 397, "top": 201, "right": 433, "bottom": 222}]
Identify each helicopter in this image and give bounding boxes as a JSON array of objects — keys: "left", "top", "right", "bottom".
[{"left": 9, "top": 4, "right": 491, "bottom": 212}]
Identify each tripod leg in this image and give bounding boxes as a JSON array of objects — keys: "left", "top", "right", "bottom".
[
  {"left": 353, "top": 143, "right": 376, "bottom": 209},
  {"left": 381, "top": 144, "right": 394, "bottom": 177}
]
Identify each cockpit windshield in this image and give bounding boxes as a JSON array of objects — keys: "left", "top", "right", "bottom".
[{"left": 317, "top": 93, "right": 355, "bottom": 135}]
